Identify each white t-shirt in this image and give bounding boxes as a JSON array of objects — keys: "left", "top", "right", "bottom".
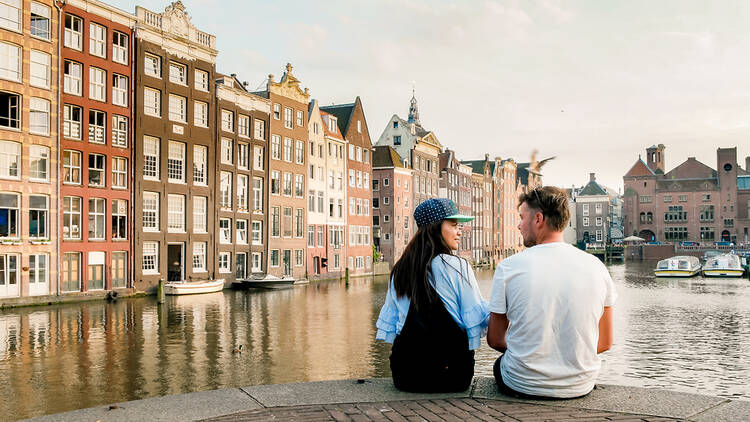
[{"left": 489, "top": 242, "right": 617, "bottom": 398}]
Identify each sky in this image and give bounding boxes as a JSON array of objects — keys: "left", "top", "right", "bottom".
[{"left": 109, "top": 0, "right": 750, "bottom": 191}]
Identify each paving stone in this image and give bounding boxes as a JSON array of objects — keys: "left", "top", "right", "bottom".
[{"left": 690, "top": 399, "right": 750, "bottom": 422}]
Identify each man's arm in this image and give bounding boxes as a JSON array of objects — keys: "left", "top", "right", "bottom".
[
  {"left": 487, "top": 312, "right": 509, "bottom": 352},
  {"left": 597, "top": 306, "right": 613, "bottom": 354}
]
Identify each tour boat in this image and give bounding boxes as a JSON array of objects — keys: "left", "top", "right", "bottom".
[
  {"left": 164, "top": 279, "right": 225, "bottom": 295},
  {"left": 653, "top": 256, "right": 701, "bottom": 277},
  {"left": 702, "top": 254, "right": 745, "bottom": 277}
]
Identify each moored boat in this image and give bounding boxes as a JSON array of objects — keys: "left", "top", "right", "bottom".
[
  {"left": 164, "top": 279, "right": 225, "bottom": 295},
  {"left": 234, "top": 274, "right": 296, "bottom": 289},
  {"left": 702, "top": 253, "right": 745, "bottom": 277},
  {"left": 653, "top": 256, "right": 701, "bottom": 277}
]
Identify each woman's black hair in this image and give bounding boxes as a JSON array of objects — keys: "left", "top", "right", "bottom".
[{"left": 391, "top": 220, "right": 470, "bottom": 310}]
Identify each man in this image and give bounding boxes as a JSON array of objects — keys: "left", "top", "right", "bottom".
[{"left": 487, "top": 186, "right": 616, "bottom": 399}]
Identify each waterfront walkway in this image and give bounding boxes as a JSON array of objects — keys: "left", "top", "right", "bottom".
[{"left": 26, "top": 377, "right": 748, "bottom": 422}]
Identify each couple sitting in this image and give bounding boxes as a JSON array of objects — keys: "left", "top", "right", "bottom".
[{"left": 376, "top": 187, "right": 616, "bottom": 398}]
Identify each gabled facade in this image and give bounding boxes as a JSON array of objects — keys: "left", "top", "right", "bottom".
[
  {"left": 321, "top": 97, "right": 373, "bottom": 276},
  {"left": 576, "top": 173, "right": 611, "bottom": 245},
  {"left": 496, "top": 158, "right": 521, "bottom": 259},
  {"left": 439, "top": 149, "right": 471, "bottom": 260},
  {"left": 0, "top": 0, "right": 59, "bottom": 298},
  {"left": 256, "top": 63, "right": 309, "bottom": 278},
  {"left": 457, "top": 162, "right": 473, "bottom": 260},
  {"left": 133, "top": 2, "right": 217, "bottom": 290},
  {"left": 372, "top": 146, "right": 411, "bottom": 267}
]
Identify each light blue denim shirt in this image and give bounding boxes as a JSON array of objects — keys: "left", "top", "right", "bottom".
[{"left": 376, "top": 254, "right": 489, "bottom": 350}]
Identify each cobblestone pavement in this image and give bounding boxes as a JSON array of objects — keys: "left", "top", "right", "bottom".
[{"left": 204, "top": 398, "right": 679, "bottom": 422}]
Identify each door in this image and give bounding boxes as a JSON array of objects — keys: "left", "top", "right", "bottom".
[
  {"left": 167, "top": 243, "right": 183, "bottom": 282},
  {"left": 282, "top": 250, "right": 292, "bottom": 276},
  {"left": 28, "top": 253, "right": 49, "bottom": 296},
  {"left": 313, "top": 256, "right": 319, "bottom": 275},
  {"left": 235, "top": 253, "right": 247, "bottom": 280},
  {"left": 0, "top": 254, "right": 19, "bottom": 298}
]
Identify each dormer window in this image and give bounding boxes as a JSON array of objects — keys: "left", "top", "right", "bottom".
[{"left": 327, "top": 116, "right": 337, "bottom": 132}]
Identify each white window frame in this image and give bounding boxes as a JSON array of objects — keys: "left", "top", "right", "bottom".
[
  {"left": 169, "top": 62, "right": 187, "bottom": 85},
  {"left": 62, "top": 196, "right": 81, "bottom": 240},
  {"left": 218, "top": 252, "right": 231, "bottom": 273},
  {"left": 193, "top": 196, "right": 207, "bottom": 233},
  {"left": 112, "top": 31, "right": 128, "bottom": 65},
  {"left": 168, "top": 94, "right": 187, "bottom": 123},
  {"left": 221, "top": 109, "right": 234, "bottom": 132},
  {"left": 220, "top": 171, "right": 232, "bottom": 209},
  {"left": 1, "top": 0, "right": 21, "bottom": 32},
  {"left": 112, "top": 156, "right": 127, "bottom": 189},
  {"left": 89, "top": 22, "right": 106, "bottom": 58},
  {"left": 143, "top": 136, "right": 160, "bottom": 181},
  {"left": 295, "top": 140, "right": 304, "bottom": 164},
  {"left": 144, "top": 87, "right": 161, "bottom": 117},
  {"left": 238, "top": 115, "right": 250, "bottom": 138},
  {"left": 194, "top": 69, "right": 208, "bottom": 91},
  {"left": 194, "top": 101, "right": 208, "bottom": 127},
  {"left": 237, "top": 142, "right": 249, "bottom": 170},
  {"left": 112, "top": 74, "right": 128, "bottom": 107},
  {"left": 29, "top": 145, "right": 49, "bottom": 181},
  {"left": 29, "top": 97, "right": 50, "bottom": 135},
  {"left": 112, "top": 199, "right": 127, "bottom": 240},
  {"left": 0, "top": 42, "right": 21, "bottom": 82},
  {"left": 221, "top": 138, "right": 233, "bottom": 164},
  {"left": 192, "top": 242, "right": 206, "bottom": 272},
  {"left": 63, "top": 60, "right": 82, "bottom": 95},
  {"left": 254, "top": 119, "right": 265, "bottom": 140},
  {"left": 167, "top": 141, "right": 186, "bottom": 183},
  {"left": 284, "top": 107, "right": 293, "bottom": 129},
  {"left": 30, "top": 2, "right": 51, "bottom": 40},
  {"left": 144, "top": 54, "right": 161, "bottom": 78},
  {"left": 89, "top": 67, "right": 106, "bottom": 102},
  {"left": 236, "top": 219, "right": 248, "bottom": 245},
  {"left": 64, "top": 14, "right": 82, "bottom": 50},
  {"left": 219, "top": 217, "right": 231, "bottom": 244},
  {"left": 252, "top": 177, "right": 263, "bottom": 212},
  {"left": 62, "top": 150, "right": 81, "bottom": 184},
  {"left": 142, "top": 242, "right": 159, "bottom": 274},
  {"left": 28, "top": 195, "right": 48, "bottom": 239},
  {"left": 88, "top": 153, "right": 105, "bottom": 187},
  {"left": 193, "top": 144, "right": 207, "bottom": 186},
  {"left": 88, "top": 198, "right": 105, "bottom": 240},
  {"left": 167, "top": 194, "right": 185, "bottom": 233},
  {"left": 142, "top": 191, "right": 159, "bottom": 232},
  {"left": 88, "top": 109, "right": 105, "bottom": 144},
  {"left": 112, "top": 115, "right": 128, "bottom": 147},
  {"left": 30, "top": 50, "right": 51, "bottom": 89},
  {"left": 252, "top": 220, "right": 262, "bottom": 245}
]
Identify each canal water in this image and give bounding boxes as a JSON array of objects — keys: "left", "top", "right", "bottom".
[{"left": 2, "top": 261, "right": 750, "bottom": 420}]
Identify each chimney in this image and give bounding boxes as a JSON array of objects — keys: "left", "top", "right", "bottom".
[
  {"left": 485, "top": 153, "right": 489, "bottom": 161},
  {"left": 746, "top": 156, "right": 750, "bottom": 172},
  {"left": 230, "top": 73, "right": 237, "bottom": 78},
  {"left": 243, "top": 81, "right": 248, "bottom": 87},
  {"left": 589, "top": 172, "right": 596, "bottom": 182}
]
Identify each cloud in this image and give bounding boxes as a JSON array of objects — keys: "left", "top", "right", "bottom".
[{"left": 538, "top": 0, "right": 574, "bottom": 23}]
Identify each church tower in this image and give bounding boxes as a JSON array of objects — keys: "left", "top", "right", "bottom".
[{"left": 407, "top": 89, "right": 421, "bottom": 126}]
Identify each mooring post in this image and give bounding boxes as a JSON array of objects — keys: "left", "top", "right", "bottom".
[{"left": 158, "top": 279, "right": 165, "bottom": 304}]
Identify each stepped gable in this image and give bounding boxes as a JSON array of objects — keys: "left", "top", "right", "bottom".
[
  {"left": 662, "top": 157, "right": 716, "bottom": 180},
  {"left": 624, "top": 159, "right": 654, "bottom": 178}
]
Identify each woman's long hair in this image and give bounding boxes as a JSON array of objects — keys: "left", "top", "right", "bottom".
[{"left": 391, "top": 220, "right": 454, "bottom": 310}]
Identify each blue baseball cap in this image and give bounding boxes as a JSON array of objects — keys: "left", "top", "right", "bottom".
[{"left": 414, "top": 198, "right": 474, "bottom": 228}]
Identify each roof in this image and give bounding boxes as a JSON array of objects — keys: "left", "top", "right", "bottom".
[
  {"left": 624, "top": 159, "right": 655, "bottom": 178},
  {"left": 320, "top": 110, "right": 344, "bottom": 140},
  {"left": 516, "top": 163, "right": 530, "bottom": 185},
  {"left": 320, "top": 103, "right": 355, "bottom": 135},
  {"left": 460, "top": 160, "right": 487, "bottom": 175},
  {"left": 372, "top": 145, "right": 404, "bottom": 169},
  {"left": 663, "top": 157, "right": 716, "bottom": 180},
  {"left": 579, "top": 180, "right": 608, "bottom": 196}
]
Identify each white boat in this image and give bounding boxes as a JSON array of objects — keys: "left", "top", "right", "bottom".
[
  {"left": 234, "top": 274, "right": 296, "bottom": 289},
  {"left": 164, "top": 279, "right": 225, "bottom": 295},
  {"left": 654, "top": 256, "right": 701, "bottom": 277},
  {"left": 702, "top": 254, "right": 745, "bottom": 277}
]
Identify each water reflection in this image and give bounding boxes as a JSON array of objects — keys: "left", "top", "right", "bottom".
[{"left": 1, "top": 262, "right": 750, "bottom": 420}]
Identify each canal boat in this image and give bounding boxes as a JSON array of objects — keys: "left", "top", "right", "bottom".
[
  {"left": 164, "top": 279, "right": 225, "bottom": 295},
  {"left": 653, "top": 256, "right": 701, "bottom": 277},
  {"left": 702, "top": 254, "right": 745, "bottom": 277},
  {"left": 234, "top": 274, "right": 296, "bottom": 289}
]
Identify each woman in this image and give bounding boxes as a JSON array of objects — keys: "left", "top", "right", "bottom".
[{"left": 376, "top": 198, "right": 489, "bottom": 393}]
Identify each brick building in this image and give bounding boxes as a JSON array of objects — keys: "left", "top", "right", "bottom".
[
  {"left": 0, "top": 0, "right": 58, "bottom": 298},
  {"left": 132, "top": 2, "right": 217, "bottom": 290},
  {"left": 321, "top": 97, "right": 373, "bottom": 276},
  {"left": 624, "top": 145, "right": 750, "bottom": 245},
  {"left": 439, "top": 149, "right": 471, "bottom": 260},
  {"left": 372, "top": 146, "right": 412, "bottom": 267},
  {"left": 256, "top": 64, "right": 309, "bottom": 278},
  {"left": 215, "top": 74, "right": 269, "bottom": 281},
  {"left": 58, "top": 0, "right": 134, "bottom": 294}
]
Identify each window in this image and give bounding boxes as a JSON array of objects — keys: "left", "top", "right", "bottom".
[
  {"left": 144, "top": 54, "right": 161, "bottom": 77},
  {"left": 283, "top": 172, "right": 292, "bottom": 196},
  {"left": 112, "top": 199, "right": 127, "bottom": 240},
  {"left": 144, "top": 87, "right": 161, "bottom": 117},
  {"left": 663, "top": 195, "right": 672, "bottom": 203},
  {"left": 238, "top": 115, "right": 250, "bottom": 137},
  {"left": 702, "top": 194, "right": 711, "bottom": 202},
  {"left": 295, "top": 110, "right": 303, "bottom": 127},
  {"left": 295, "top": 209, "right": 304, "bottom": 238},
  {"left": 87, "top": 198, "right": 105, "bottom": 240},
  {"left": 88, "top": 110, "right": 105, "bottom": 143},
  {"left": 194, "top": 101, "right": 208, "bottom": 127},
  {"left": 167, "top": 194, "right": 185, "bottom": 232},
  {"left": 700, "top": 226, "right": 715, "bottom": 240},
  {"left": 111, "top": 251, "right": 127, "bottom": 288},
  {"left": 30, "top": 50, "right": 50, "bottom": 88},
  {"left": 393, "top": 135, "right": 401, "bottom": 145},
  {"left": 328, "top": 116, "right": 337, "bottom": 132},
  {"left": 220, "top": 171, "right": 232, "bottom": 209},
  {"left": 383, "top": 178, "right": 390, "bottom": 186},
  {"left": 295, "top": 174, "right": 304, "bottom": 197},
  {"left": 271, "top": 170, "right": 280, "bottom": 195},
  {"left": 112, "top": 115, "right": 127, "bottom": 147},
  {"left": 254, "top": 146, "right": 264, "bottom": 170},
  {"left": 89, "top": 67, "right": 106, "bottom": 101},
  {"left": 62, "top": 150, "right": 81, "bottom": 184},
  {"left": 113, "top": 74, "right": 128, "bottom": 107},
  {"left": 168, "top": 94, "right": 186, "bottom": 122},
  {"left": 142, "top": 192, "right": 159, "bottom": 231},
  {"left": 295, "top": 140, "right": 304, "bottom": 164},
  {"left": 88, "top": 154, "right": 105, "bottom": 187},
  {"left": 89, "top": 254, "right": 105, "bottom": 288},
  {"left": 665, "top": 227, "right": 688, "bottom": 241},
  {"left": 373, "top": 215, "right": 380, "bottom": 226},
  {"left": 284, "top": 107, "right": 293, "bottom": 129},
  {"left": 236, "top": 219, "right": 248, "bottom": 245},
  {"left": 724, "top": 218, "right": 734, "bottom": 228},
  {"left": 596, "top": 217, "right": 603, "bottom": 226},
  {"left": 0, "top": 193, "right": 19, "bottom": 238},
  {"left": 1, "top": 0, "right": 21, "bottom": 32},
  {"left": 142, "top": 242, "right": 159, "bottom": 274},
  {"left": 89, "top": 23, "right": 106, "bottom": 57},
  {"left": 112, "top": 31, "right": 128, "bottom": 64},
  {"left": 29, "top": 145, "right": 49, "bottom": 181},
  {"left": 238, "top": 142, "right": 249, "bottom": 169},
  {"left": 221, "top": 138, "right": 233, "bottom": 164},
  {"left": 218, "top": 252, "right": 231, "bottom": 273},
  {"left": 252, "top": 252, "right": 262, "bottom": 273},
  {"left": 28, "top": 195, "right": 47, "bottom": 238},
  {"left": 699, "top": 205, "right": 714, "bottom": 222},
  {"left": 168, "top": 141, "right": 185, "bottom": 183},
  {"left": 143, "top": 136, "right": 160, "bottom": 180},
  {"left": 237, "top": 174, "right": 249, "bottom": 211},
  {"left": 193, "top": 196, "right": 207, "bottom": 233},
  {"left": 195, "top": 69, "right": 208, "bottom": 91},
  {"left": 318, "top": 192, "right": 324, "bottom": 213},
  {"left": 193, "top": 145, "right": 207, "bottom": 185},
  {"left": 169, "top": 62, "right": 187, "bottom": 84},
  {"left": 221, "top": 109, "right": 234, "bottom": 132},
  {"left": 308, "top": 225, "right": 315, "bottom": 246},
  {"left": 595, "top": 203, "right": 603, "bottom": 214},
  {"left": 582, "top": 204, "right": 589, "bottom": 216},
  {"left": 62, "top": 253, "right": 80, "bottom": 292},
  {"left": 363, "top": 149, "right": 369, "bottom": 163},
  {"left": 219, "top": 218, "right": 231, "bottom": 243},
  {"left": 283, "top": 207, "right": 293, "bottom": 237},
  {"left": 193, "top": 242, "right": 206, "bottom": 272},
  {"left": 64, "top": 60, "right": 82, "bottom": 95},
  {"left": 271, "top": 135, "right": 281, "bottom": 159},
  {"left": 252, "top": 177, "right": 263, "bottom": 211},
  {"left": 254, "top": 119, "right": 265, "bottom": 140},
  {"left": 664, "top": 205, "right": 687, "bottom": 222},
  {"left": 283, "top": 138, "right": 292, "bottom": 162},
  {"left": 252, "top": 220, "right": 262, "bottom": 245},
  {"left": 64, "top": 14, "right": 82, "bottom": 50},
  {"left": 295, "top": 249, "right": 303, "bottom": 266},
  {"left": 109, "top": 156, "right": 126, "bottom": 189},
  {"left": 317, "top": 226, "right": 324, "bottom": 247},
  {"left": 273, "top": 103, "right": 280, "bottom": 120},
  {"left": 63, "top": 104, "right": 82, "bottom": 138},
  {"left": 29, "top": 98, "right": 50, "bottom": 135},
  {"left": 271, "top": 206, "right": 280, "bottom": 237},
  {"left": 270, "top": 249, "right": 279, "bottom": 267},
  {"left": 0, "top": 43, "right": 20, "bottom": 83}
]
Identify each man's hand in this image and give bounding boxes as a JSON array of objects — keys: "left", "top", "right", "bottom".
[
  {"left": 487, "top": 312, "right": 509, "bottom": 352},
  {"left": 597, "top": 307, "right": 613, "bottom": 353}
]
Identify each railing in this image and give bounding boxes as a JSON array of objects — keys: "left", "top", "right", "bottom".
[{"left": 144, "top": 10, "right": 162, "bottom": 28}]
